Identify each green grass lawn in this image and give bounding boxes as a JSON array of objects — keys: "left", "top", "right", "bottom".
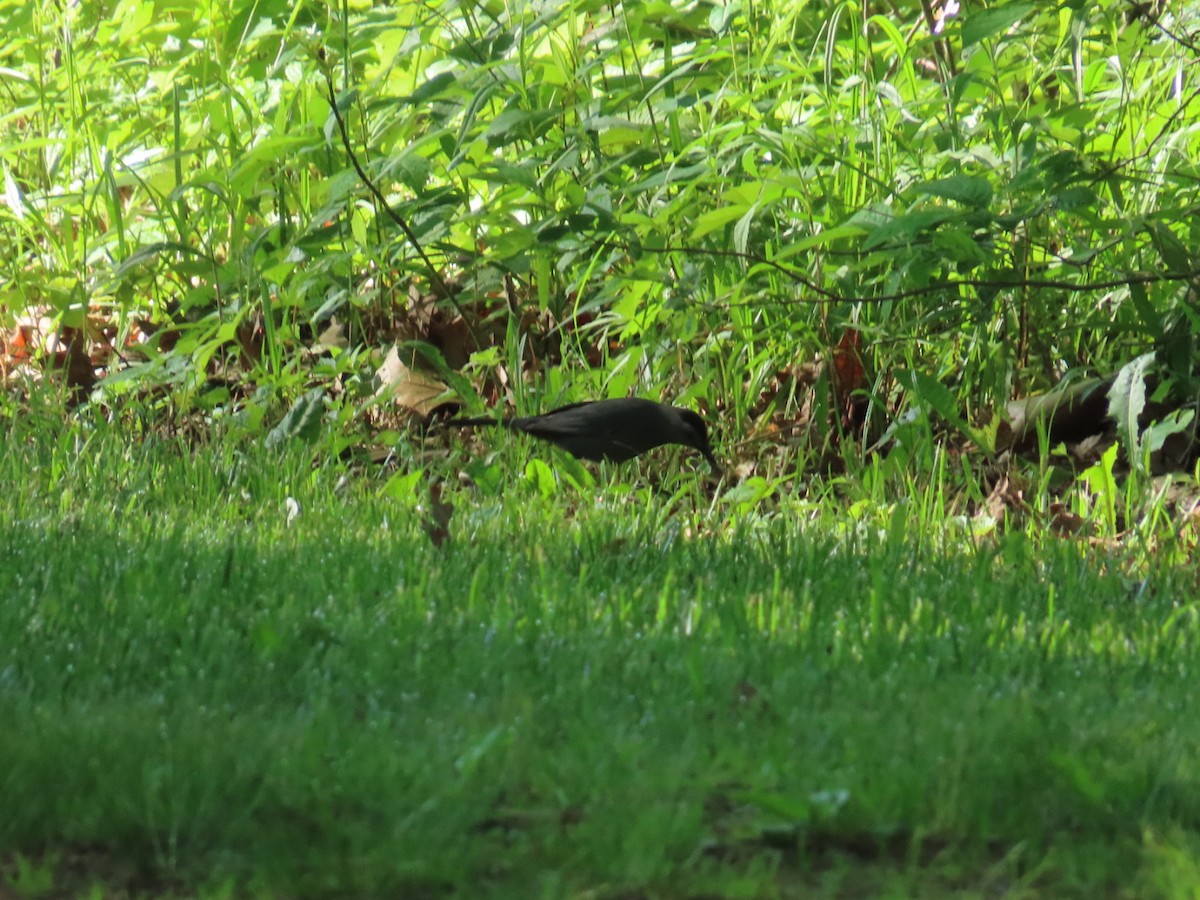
[{"left": 2, "top": 429, "right": 1198, "bottom": 899}]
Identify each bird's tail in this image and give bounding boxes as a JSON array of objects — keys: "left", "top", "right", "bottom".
[{"left": 442, "top": 416, "right": 510, "bottom": 429}]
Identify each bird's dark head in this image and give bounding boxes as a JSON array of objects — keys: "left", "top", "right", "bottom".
[{"left": 676, "top": 408, "right": 721, "bottom": 473}]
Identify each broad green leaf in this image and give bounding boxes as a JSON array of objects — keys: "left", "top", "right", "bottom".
[
  {"left": 898, "top": 370, "right": 994, "bottom": 452},
  {"left": 1127, "top": 282, "right": 1163, "bottom": 341},
  {"left": 1148, "top": 221, "right": 1192, "bottom": 274},
  {"left": 1107, "top": 351, "right": 1155, "bottom": 466},
  {"left": 480, "top": 161, "right": 537, "bottom": 190},
  {"left": 488, "top": 228, "right": 535, "bottom": 261},
  {"left": 720, "top": 477, "right": 776, "bottom": 516},
  {"left": 1081, "top": 442, "right": 1119, "bottom": 532},
  {"left": 961, "top": 3, "right": 1035, "bottom": 47},
  {"left": 383, "top": 150, "right": 432, "bottom": 192},
  {"left": 449, "top": 31, "right": 514, "bottom": 63},
  {"left": 932, "top": 229, "right": 988, "bottom": 265},
  {"left": 464, "top": 459, "right": 504, "bottom": 495},
  {"left": 916, "top": 175, "right": 993, "bottom": 208},
  {"left": 630, "top": 161, "right": 710, "bottom": 192},
  {"left": 229, "top": 135, "right": 313, "bottom": 195},
  {"left": 1054, "top": 186, "right": 1096, "bottom": 212},
  {"left": 774, "top": 223, "right": 869, "bottom": 257},
  {"left": 691, "top": 205, "right": 750, "bottom": 240},
  {"left": 484, "top": 109, "right": 541, "bottom": 148},
  {"left": 381, "top": 469, "right": 424, "bottom": 504},
  {"left": 597, "top": 125, "right": 652, "bottom": 150},
  {"left": 867, "top": 15, "right": 907, "bottom": 56},
  {"left": 525, "top": 458, "right": 557, "bottom": 498},
  {"left": 3, "top": 165, "right": 26, "bottom": 220},
  {"left": 1143, "top": 409, "right": 1194, "bottom": 456},
  {"left": 863, "top": 209, "right": 958, "bottom": 249},
  {"left": 733, "top": 202, "right": 759, "bottom": 255},
  {"left": 406, "top": 72, "right": 457, "bottom": 104},
  {"left": 899, "top": 370, "right": 964, "bottom": 428},
  {"left": 265, "top": 388, "right": 326, "bottom": 448}
]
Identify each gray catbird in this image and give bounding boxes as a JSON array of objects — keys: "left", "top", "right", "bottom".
[{"left": 446, "top": 397, "right": 720, "bottom": 472}]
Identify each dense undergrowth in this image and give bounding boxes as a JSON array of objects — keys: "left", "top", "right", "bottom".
[
  {"left": 2, "top": 1, "right": 1198, "bottom": 471},
  {"left": 3, "top": 1, "right": 1200, "bottom": 896}
]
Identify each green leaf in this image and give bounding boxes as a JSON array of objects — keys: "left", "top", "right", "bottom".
[
  {"left": 406, "top": 72, "right": 457, "bottom": 105},
  {"left": 488, "top": 228, "right": 535, "bottom": 261},
  {"left": 1081, "top": 442, "right": 1119, "bottom": 532},
  {"left": 900, "top": 370, "right": 963, "bottom": 426},
  {"left": 961, "top": 3, "right": 1036, "bottom": 47},
  {"left": 867, "top": 14, "right": 907, "bottom": 56},
  {"left": 1147, "top": 221, "right": 1192, "bottom": 275},
  {"left": 774, "top": 224, "right": 869, "bottom": 257},
  {"left": 630, "top": 160, "right": 709, "bottom": 193},
  {"left": 932, "top": 229, "right": 988, "bottom": 266},
  {"left": 484, "top": 109, "right": 553, "bottom": 148},
  {"left": 383, "top": 150, "right": 432, "bottom": 192},
  {"left": 733, "top": 202, "right": 759, "bottom": 255},
  {"left": 554, "top": 454, "right": 596, "bottom": 492},
  {"left": 897, "top": 370, "right": 995, "bottom": 452},
  {"left": 720, "top": 477, "right": 776, "bottom": 516},
  {"left": 3, "top": 165, "right": 26, "bottom": 220},
  {"left": 464, "top": 459, "right": 504, "bottom": 495},
  {"left": 1128, "top": 282, "right": 1163, "bottom": 341},
  {"left": 525, "top": 458, "right": 557, "bottom": 498},
  {"left": 404, "top": 341, "right": 477, "bottom": 405},
  {"left": 691, "top": 205, "right": 750, "bottom": 240},
  {"left": 915, "top": 175, "right": 993, "bottom": 208},
  {"left": 863, "top": 209, "right": 959, "bottom": 249},
  {"left": 449, "top": 31, "right": 515, "bottom": 63},
  {"left": 480, "top": 161, "right": 538, "bottom": 190},
  {"left": 381, "top": 469, "right": 425, "bottom": 504},
  {"left": 1143, "top": 409, "right": 1194, "bottom": 456},
  {"left": 1054, "top": 186, "right": 1096, "bottom": 212},
  {"left": 1107, "top": 352, "right": 1155, "bottom": 466},
  {"left": 266, "top": 388, "right": 326, "bottom": 448}
]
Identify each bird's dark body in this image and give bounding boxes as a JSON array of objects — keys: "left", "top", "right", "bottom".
[{"left": 447, "top": 397, "right": 719, "bottom": 471}]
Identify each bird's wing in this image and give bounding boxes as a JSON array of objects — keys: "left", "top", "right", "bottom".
[{"left": 539, "top": 400, "right": 597, "bottom": 416}]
